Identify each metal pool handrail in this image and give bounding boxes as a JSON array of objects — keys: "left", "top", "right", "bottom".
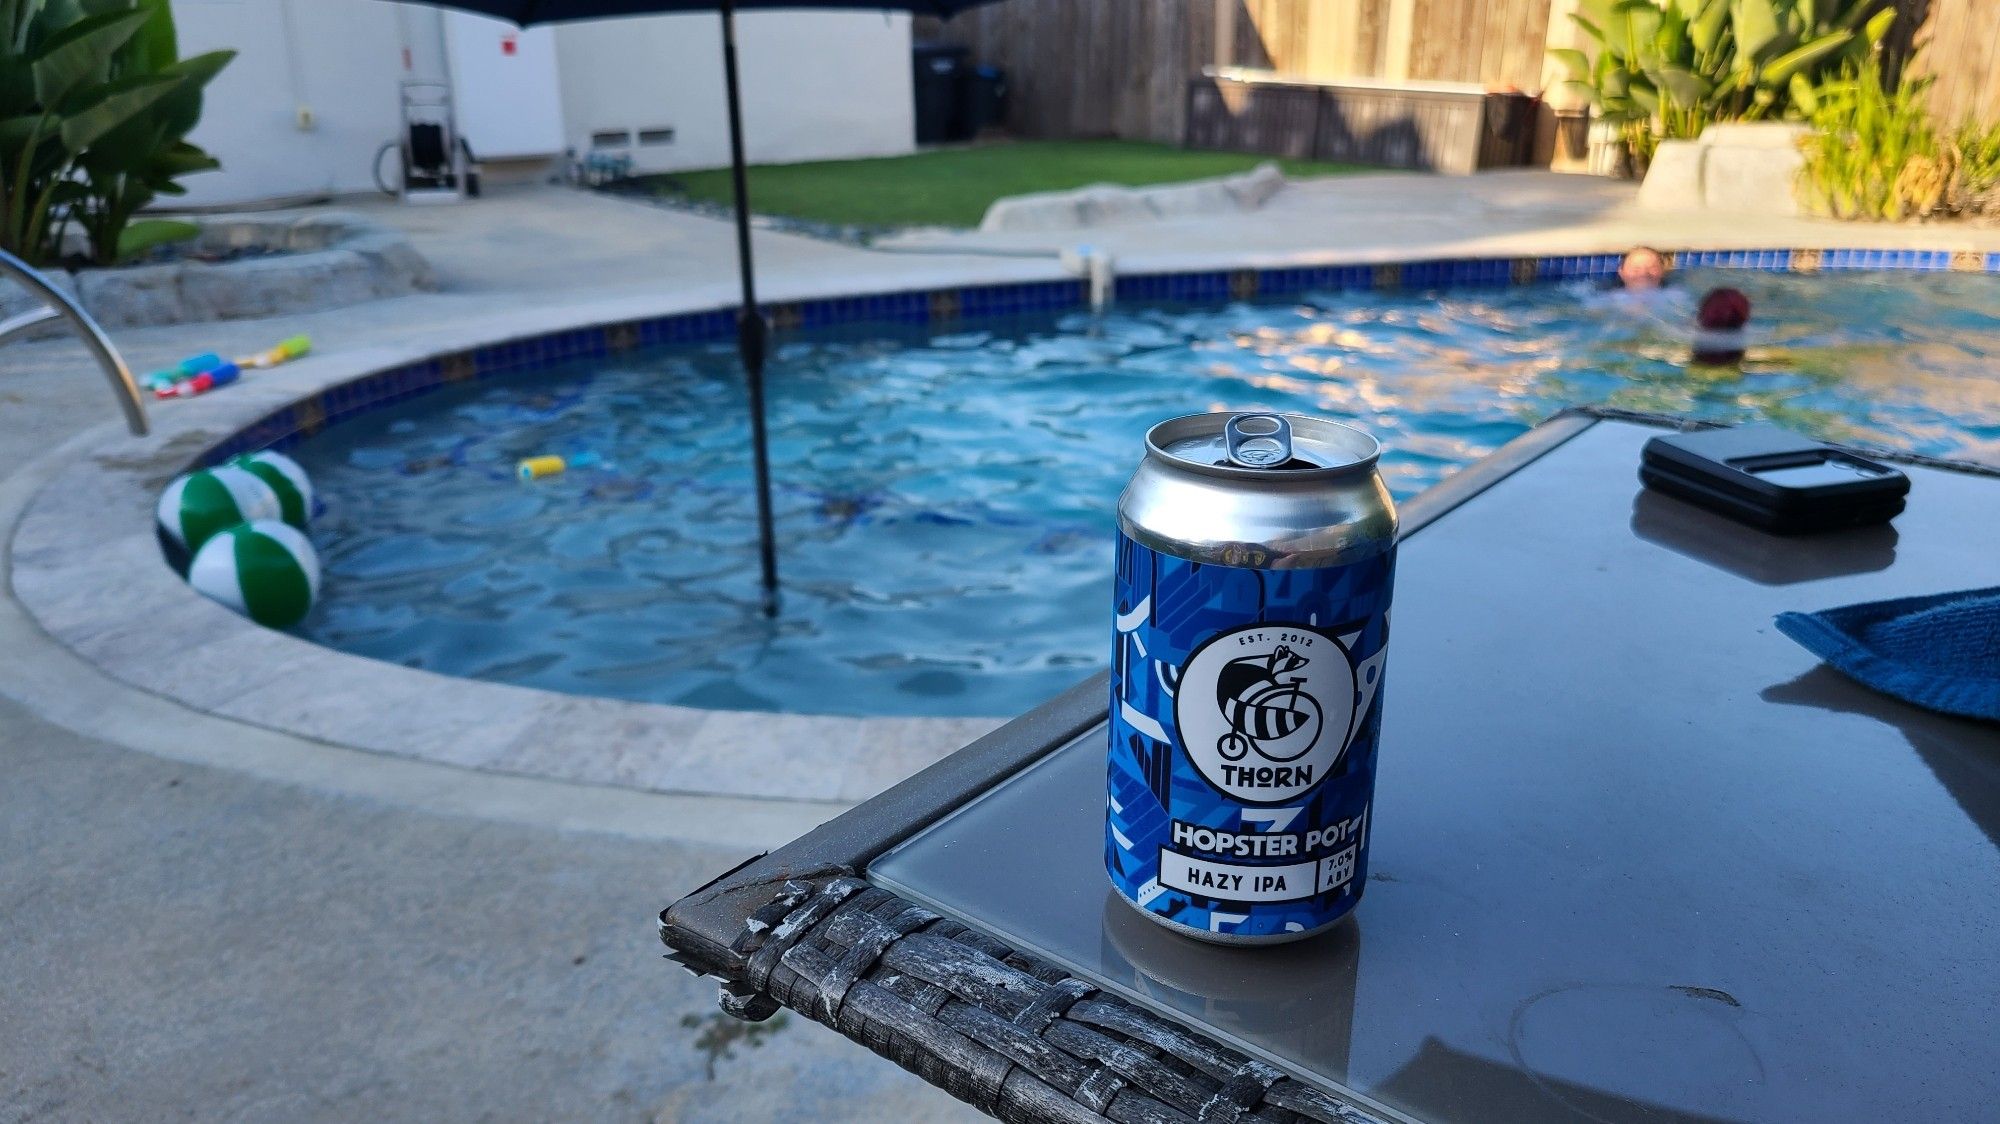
[{"left": 0, "top": 248, "right": 147, "bottom": 436}]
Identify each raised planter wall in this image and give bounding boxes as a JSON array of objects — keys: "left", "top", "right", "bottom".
[
  {"left": 1184, "top": 68, "right": 1539, "bottom": 175},
  {"left": 0, "top": 212, "right": 435, "bottom": 334}
]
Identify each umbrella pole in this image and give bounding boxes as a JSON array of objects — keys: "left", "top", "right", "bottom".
[{"left": 719, "top": 0, "right": 781, "bottom": 617}]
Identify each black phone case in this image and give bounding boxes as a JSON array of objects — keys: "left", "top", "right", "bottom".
[{"left": 1639, "top": 424, "right": 1908, "bottom": 535}]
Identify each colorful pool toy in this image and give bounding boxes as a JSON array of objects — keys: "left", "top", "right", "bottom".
[
  {"left": 187, "top": 520, "right": 321, "bottom": 628},
  {"left": 155, "top": 361, "right": 240, "bottom": 399},
  {"left": 142, "top": 352, "right": 225, "bottom": 393},
  {"left": 517, "top": 455, "right": 566, "bottom": 480},
  {"left": 143, "top": 337, "right": 313, "bottom": 397}
]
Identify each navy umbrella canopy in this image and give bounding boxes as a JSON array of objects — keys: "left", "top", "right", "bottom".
[{"left": 400, "top": 0, "right": 1006, "bottom": 615}]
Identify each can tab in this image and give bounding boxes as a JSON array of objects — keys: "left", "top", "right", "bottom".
[{"left": 1224, "top": 413, "right": 1294, "bottom": 468}]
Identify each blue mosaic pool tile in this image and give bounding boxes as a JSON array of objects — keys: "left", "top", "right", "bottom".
[
  {"left": 945, "top": 279, "right": 1087, "bottom": 320},
  {"left": 1115, "top": 273, "right": 1166, "bottom": 302},
  {"left": 1168, "top": 271, "right": 1231, "bottom": 302},
  {"left": 1451, "top": 258, "right": 1516, "bottom": 286},
  {"left": 1257, "top": 266, "right": 1344, "bottom": 296},
  {"left": 1390, "top": 259, "right": 1439, "bottom": 288},
  {"left": 1535, "top": 254, "right": 1621, "bottom": 280},
  {"left": 1334, "top": 264, "right": 1375, "bottom": 289}
]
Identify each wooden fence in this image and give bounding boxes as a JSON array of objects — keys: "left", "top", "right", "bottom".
[
  {"left": 915, "top": 0, "right": 1224, "bottom": 143},
  {"left": 1899, "top": 0, "right": 2000, "bottom": 126},
  {"left": 916, "top": 0, "right": 2000, "bottom": 148}
]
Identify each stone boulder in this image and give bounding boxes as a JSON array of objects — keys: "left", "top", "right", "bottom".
[{"left": 978, "top": 162, "right": 1290, "bottom": 233}]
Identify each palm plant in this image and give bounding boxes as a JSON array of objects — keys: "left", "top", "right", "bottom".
[
  {"left": 0, "top": 0, "right": 231, "bottom": 266},
  {"left": 1551, "top": 0, "right": 1896, "bottom": 168}
]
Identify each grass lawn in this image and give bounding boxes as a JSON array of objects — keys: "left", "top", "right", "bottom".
[{"left": 634, "top": 140, "right": 1373, "bottom": 228}]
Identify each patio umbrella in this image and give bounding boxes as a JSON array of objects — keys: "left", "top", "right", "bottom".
[{"left": 397, "top": 0, "right": 1007, "bottom": 616}]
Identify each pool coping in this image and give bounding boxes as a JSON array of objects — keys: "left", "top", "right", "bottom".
[{"left": 12, "top": 243, "right": 2000, "bottom": 802}]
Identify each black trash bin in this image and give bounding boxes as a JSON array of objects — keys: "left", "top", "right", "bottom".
[
  {"left": 1477, "top": 90, "right": 1541, "bottom": 169},
  {"left": 913, "top": 43, "right": 970, "bottom": 145},
  {"left": 960, "top": 65, "right": 1009, "bottom": 137}
]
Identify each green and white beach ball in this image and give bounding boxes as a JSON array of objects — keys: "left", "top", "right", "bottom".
[
  {"left": 187, "top": 520, "right": 322, "bottom": 629},
  {"left": 229, "top": 449, "right": 314, "bottom": 530},
  {"left": 156, "top": 465, "right": 281, "bottom": 574}
]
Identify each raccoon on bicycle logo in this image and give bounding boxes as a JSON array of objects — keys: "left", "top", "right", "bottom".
[{"left": 1174, "top": 623, "right": 1358, "bottom": 803}]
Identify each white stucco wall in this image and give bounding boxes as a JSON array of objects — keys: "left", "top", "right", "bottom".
[
  {"left": 171, "top": 0, "right": 417, "bottom": 207},
  {"left": 553, "top": 11, "right": 915, "bottom": 174},
  {"left": 163, "top": 4, "right": 914, "bottom": 205}
]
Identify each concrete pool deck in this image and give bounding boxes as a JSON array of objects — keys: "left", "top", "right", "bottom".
[{"left": 7, "top": 171, "right": 2000, "bottom": 1120}]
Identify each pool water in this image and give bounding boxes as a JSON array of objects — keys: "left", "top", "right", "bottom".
[{"left": 289, "top": 270, "right": 2000, "bottom": 717}]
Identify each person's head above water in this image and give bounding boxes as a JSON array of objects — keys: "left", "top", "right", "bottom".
[
  {"left": 1618, "top": 246, "right": 1668, "bottom": 290},
  {"left": 1692, "top": 286, "right": 1752, "bottom": 365},
  {"left": 1697, "top": 286, "right": 1752, "bottom": 330}
]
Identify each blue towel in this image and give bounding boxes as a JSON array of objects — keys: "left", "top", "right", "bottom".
[{"left": 1776, "top": 587, "right": 2000, "bottom": 722}]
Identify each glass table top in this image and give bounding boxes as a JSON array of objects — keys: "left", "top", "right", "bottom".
[{"left": 870, "top": 422, "right": 2000, "bottom": 1124}]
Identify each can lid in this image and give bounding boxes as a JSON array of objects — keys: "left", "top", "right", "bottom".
[{"left": 1147, "top": 412, "right": 1381, "bottom": 480}]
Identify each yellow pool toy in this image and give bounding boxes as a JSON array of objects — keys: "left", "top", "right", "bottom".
[{"left": 518, "top": 455, "right": 567, "bottom": 480}]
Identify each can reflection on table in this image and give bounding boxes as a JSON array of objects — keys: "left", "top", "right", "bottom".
[{"left": 1107, "top": 412, "right": 1398, "bottom": 945}]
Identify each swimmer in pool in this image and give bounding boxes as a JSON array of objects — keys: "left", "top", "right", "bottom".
[
  {"left": 1617, "top": 246, "right": 1669, "bottom": 290},
  {"left": 1691, "top": 286, "right": 1752, "bottom": 366}
]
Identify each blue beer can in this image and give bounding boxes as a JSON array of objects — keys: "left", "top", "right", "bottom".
[{"left": 1107, "top": 412, "right": 1397, "bottom": 944}]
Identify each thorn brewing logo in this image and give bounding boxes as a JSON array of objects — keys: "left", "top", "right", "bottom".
[{"left": 1173, "top": 624, "right": 1357, "bottom": 803}]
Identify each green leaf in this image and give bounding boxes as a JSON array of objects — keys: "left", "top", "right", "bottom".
[
  {"left": 0, "top": 112, "right": 41, "bottom": 150},
  {"left": 1656, "top": 5, "right": 1688, "bottom": 59},
  {"left": 84, "top": 48, "right": 231, "bottom": 167},
  {"left": 122, "top": 0, "right": 180, "bottom": 73},
  {"left": 1618, "top": 0, "right": 1663, "bottom": 51},
  {"left": 0, "top": 53, "right": 34, "bottom": 117},
  {"left": 113, "top": 215, "right": 193, "bottom": 261},
  {"left": 1558, "top": 79, "right": 1603, "bottom": 107},
  {"left": 1690, "top": 0, "right": 1730, "bottom": 55},
  {"left": 1548, "top": 48, "right": 1593, "bottom": 80},
  {"left": 1732, "top": 0, "right": 1781, "bottom": 61},
  {"left": 1649, "top": 63, "right": 1712, "bottom": 106},
  {"left": 1571, "top": 14, "right": 1606, "bottom": 44},
  {"left": 29, "top": 7, "right": 150, "bottom": 108},
  {"left": 1628, "top": 75, "right": 1662, "bottom": 112},
  {"left": 150, "top": 48, "right": 231, "bottom": 136},
  {"left": 1789, "top": 72, "right": 1819, "bottom": 114},
  {"left": 56, "top": 71, "right": 177, "bottom": 152},
  {"left": 1860, "top": 6, "right": 1894, "bottom": 44},
  {"left": 1759, "top": 31, "right": 1852, "bottom": 86}
]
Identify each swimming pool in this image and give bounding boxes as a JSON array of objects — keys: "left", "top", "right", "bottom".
[{"left": 286, "top": 268, "right": 2000, "bottom": 718}]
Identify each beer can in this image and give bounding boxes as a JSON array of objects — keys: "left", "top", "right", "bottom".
[{"left": 1106, "top": 412, "right": 1397, "bottom": 944}]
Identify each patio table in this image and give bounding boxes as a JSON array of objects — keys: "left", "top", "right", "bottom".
[{"left": 659, "top": 409, "right": 2000, "bottom": 1124}]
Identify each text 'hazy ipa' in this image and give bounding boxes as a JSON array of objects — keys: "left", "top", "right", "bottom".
[{"left": 1107, "top": 412, "right": 1397, "bottom": 944}]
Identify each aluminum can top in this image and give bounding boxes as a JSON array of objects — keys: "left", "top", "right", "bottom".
[{"left": 1122, "top": 412, "right": 1397, "bottom": 571}]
